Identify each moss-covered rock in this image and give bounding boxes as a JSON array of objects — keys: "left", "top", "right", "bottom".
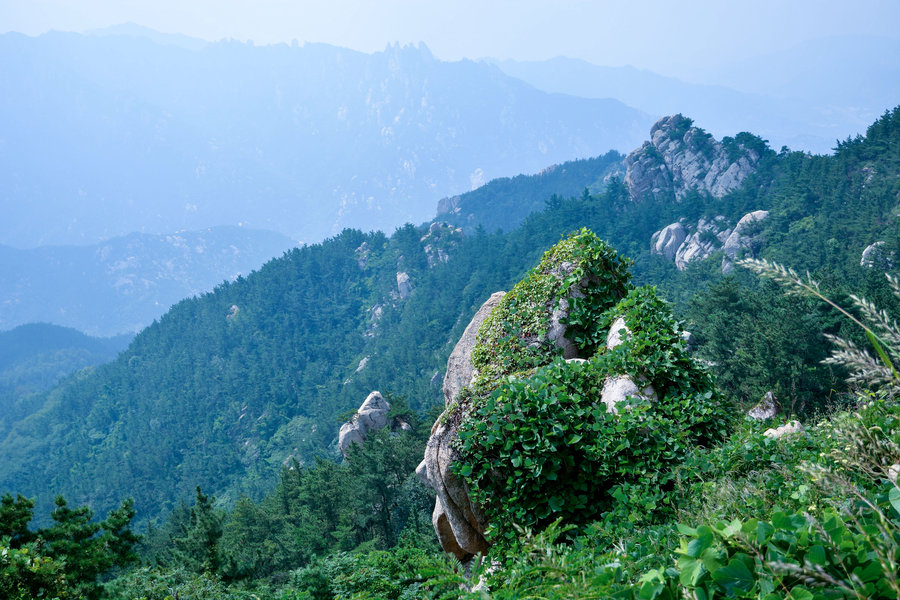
[
  {"left": 419, "top": 230, "right": 726, "bottom": 559},
  {"left": 471, "top": 228, "right": 632, "bottom": 387}
]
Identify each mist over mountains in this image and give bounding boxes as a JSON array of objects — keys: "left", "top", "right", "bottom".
[
  {"left": 0, "top": 226, "right": 295, "bottom": 336},
  {"left": 0, "top": 29, "right": 651, "bottom": 249},
  {"left": 490, "top": 35, "right": 900, "bottom": 154}
]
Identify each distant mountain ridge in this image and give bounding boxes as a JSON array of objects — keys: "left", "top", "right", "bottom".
[
  {"left": 490, "top": 39, "right": 900, "bottom": 155},
  {"left": 0, "top": 30, "right": 651, "bottom": 248},
  {"left": 0, "top": 226, "right": 295, "bottom": 336}
]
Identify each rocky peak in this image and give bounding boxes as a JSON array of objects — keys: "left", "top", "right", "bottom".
[{"left": 625, "top": 115, "right": 763, "bottom": 202}]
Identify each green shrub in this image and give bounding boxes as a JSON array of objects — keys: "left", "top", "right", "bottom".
[
  {"left": 470, "top": 228, "right": 631, "bottom": 386},
  {"left": 457, "top": 283, "right": 726, "bottom": 552}
]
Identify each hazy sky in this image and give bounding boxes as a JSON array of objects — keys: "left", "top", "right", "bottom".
[{"left": 3, "top": 0, "right": 899, "bottom": 80}]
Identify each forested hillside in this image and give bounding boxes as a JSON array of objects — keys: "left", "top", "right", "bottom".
[
  {"left": 1, "top": 108, "right": 898, "bottom": 534},
  {"left": 0, "top": 324, "right": 131, "bottom": 438}
]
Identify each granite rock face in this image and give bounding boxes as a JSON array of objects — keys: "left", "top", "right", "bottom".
[
  {"left": 650, "top": 222, "right": 687, "bottom": 261},
  {"left": 416, "top": 294, "right": 502, "bottom": 560},
  {"left": 442, "top": 292, "right": 506, "bottom": 406},
  {"left": 721, "top": 210, "right": 769, "bottom": 273},
  {"left": 674, "top": 216, "right": 732, "bottom": 270},
  {"left": 748, "top": 391, "right": 781, "bottom": 421},
  {"left": 625, "top": 115, "right": 762, "bottom": 202},
  {"left": 650, "top": 209, "right": 769, "bottom": 273},
  {"left": 861, "top": 241, "right": 894, "bottom": 270},
  {"left": 338, "top": 391, "right": 391, "bottom": 458}
]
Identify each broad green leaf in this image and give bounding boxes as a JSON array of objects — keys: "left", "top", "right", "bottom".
[
  {"left": 806, "top": 544, "right": 827, "bottom": 566},
  {"left": 711, "top": 557, "right": 755, "bottom": 596},
  {"left": 890, "top": 486, "right": 900, "bottom": 517}
]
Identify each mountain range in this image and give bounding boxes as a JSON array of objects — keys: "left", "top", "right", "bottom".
[{"left": 0, "top": 29, "right": 651, "bottom": 249}]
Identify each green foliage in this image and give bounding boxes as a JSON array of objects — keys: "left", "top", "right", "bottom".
[
  {"left": 0, "top": 492, "right": 138, "bottom": 600},
  {"left": 471, "top": 229, "right": 631, "bottom": 385},
  {"left": 171, "top": 487, "right": 224, "bottom": 574},
  {"left": 0, "top": 541, "right": 70, "bottom": 600},
  {"left": 688, "top": 277, "right": 844, "bottom": 414},
  {"left": 459, "top": 248, "right": 726, "bottom": 551},
  {"left": 0, "top": 493, "right": 35, "bottom": 547}
]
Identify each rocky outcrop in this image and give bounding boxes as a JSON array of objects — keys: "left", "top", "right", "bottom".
[
  {"left": 721, "top": 210, "right": 769, "bottom": 273},
  {"left": 748, "top": 391, "right": 780, "bottom": 421},
  {"left": 416, "top": 294, "right": 502, "bottom": 560},
  {"left": 650, "top": 223, "right": 687, "bottom": 261},
  {"left": 764, "top": 420, "right": 803, "bottom": 439},
  {"left": 421, "top": 222, "right": 463, "bottom": 268},
  {"left": 651, "top": 210, "right": 768, "bottom": 273},
  {"left": 396, "top": 272, "right": 412, "bottom": 299},
  {"left": 861, "top": 241, "right": 894, "bottom": 270},
  {"left": 674, "top": 216, "right": 731, "bottom": 270},
  {"left": 625, "top": 115, "right": 762, "bottom": 202},
  {"left": 338, "top": 391, "right": 391, "bottom": 458},
  {"left": 600, "top": 374, "right": 656, "bottom": 415},
  {"left": 355, "top": 242, "right": 370, "bottom": 269}
]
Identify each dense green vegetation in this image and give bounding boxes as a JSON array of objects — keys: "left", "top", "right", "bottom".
[
  {"left": 0, "top": 324, "right": 131, "bottom": 438},
  {"left": 436, "top": 151, "right": 623, "bottom": 234},
  {"left": 1, "top": 108, "right": 899, "bottom": 598}
]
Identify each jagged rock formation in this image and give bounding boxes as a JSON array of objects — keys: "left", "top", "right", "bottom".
[
  {"left": 421, "top": 222, "right": 464, "bottom": 268},
  {"left": 338, "top": 391, "right": 391, "bottom": 458},
  {"left": 624, "top": 114, "right": 762, "bottom": 202},
  {"left": 861, "top": 241, "right": 895, "bottom": 270},
  {"left": 651, "top": 210, "right": 769, "bottom": 272},
  {"left": 355, "top": 242, "right": 370, "bottom": 269},
  {"left": 721, "top": 210, "right": 769, "bottom": 273},
  {"left": 674, "top": 216, "right": 732, "bottom": 270}
]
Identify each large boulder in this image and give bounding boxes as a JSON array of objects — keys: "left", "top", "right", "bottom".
[
  {"left": 338, "top": 391, "right": 391, "bottom": 458},
  {"left": 443, "top": 292, "right": 506, "bottom": 406},
  {"left": 416, "top": 294, "right": 501, "bottom": 559},
  {"left": 418, "top": 231, "right": 723, "bottom": 559}
]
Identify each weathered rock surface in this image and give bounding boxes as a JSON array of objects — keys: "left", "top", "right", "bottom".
[
  {"left": 674, "top": 216, "right": 731, "bottom": 270},
  {"left": 721, "top": 210, "right": 769, "bottom": 273},
  {"left": 748, "top": 391, "right": 780, "bottom": 421},
  {"left": 421, "top": 222, "right": 464, "bottom": 268},
  {"left": 416, "top": 294, "right": 504, "bottom": 560},
  {"left": 600, "top": 374, "right": 656, "bottom": 415},
  {"left": 396, "top": 272, "right": 412, "bottom": 299},
  {"left": 442, "top": 292, "right": 506, "bottom": 406},
  {"left": 605, "top": 316, "right": 630, "bottom": 349},
  {"left": 624, "top": 115, "right": 762, "bottom": 202},
  {"left": 650, "top": 222, "right": 687, "bottom": 261},
  {"left": 338, "top": 391, "right": 391, "bottom": 458},
  {"left": 861, "top": 241, "right": 894, "bottom": 270}
]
